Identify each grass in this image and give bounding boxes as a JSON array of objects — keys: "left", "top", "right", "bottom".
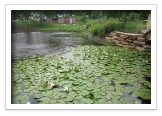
[
  {"left": 124, "top": 20, "right": 146, "bottom": 33},
  {"left": 13, "top": 21, "right": 85, "bottom": 32},
  {"left": 85, "top": 18, "right": 146, "bottom": 37}
]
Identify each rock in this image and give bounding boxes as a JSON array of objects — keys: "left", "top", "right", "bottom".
[
  {"left": 136, "top": 47, "right": 145, "bottom": 51},
  {"left": 143, "top": 45, "right": 151, "bottom": 49},
  {"left": 140, "top": 30, "right": 147, "bottom": 34},
  {"left": 129, "top": 36, "right": 137, "bottom": 40},
  {"left": 116, "top": 44, "right": 124, "bottom": 47},
  {"left": 110, "top": 32, "right": 117, "bottom": 36},
  {"left": 113, "top": 40, "right": 120, "bottom": 44},
  {"left": 117, "top": 37, "right": 124, "bottom": 41},
  {"left": 105, "top": 37, "right": 112, "bottom": 40},
  {"left": 133, "top": 41, "right": 146, "bottom": 45},
  {"left": 119, "top": 34, "right": 128, "bottom": 39},
  {"left": 121, "top": 41, "right": 129, "bottom": 45},
  {"left": 137, "top": 37, "right": 145, "bottom": 42},
  {"left": 124, "top": 45, "right": 135, "bottom": 49},
  {"left": 128, "top": 43, "right": 136, "bottom": 47},
  {"left": 125, "top": 39, "right": 133, "bottom": 43},
  {"left": 112, "top": 36, "right": 118, "bottom": 40}
]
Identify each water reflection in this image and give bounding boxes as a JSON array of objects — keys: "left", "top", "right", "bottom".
[{"left": 11, "top": 32, "right": 93, "bottom": 60}]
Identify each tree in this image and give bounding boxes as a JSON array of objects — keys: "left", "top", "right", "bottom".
[{"left": 11, "top": 10, "right": 32, "bottom": 31}]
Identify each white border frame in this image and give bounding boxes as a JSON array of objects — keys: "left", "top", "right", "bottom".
[{"left": 6, "top": 4, "right": 157, "bottom": 109}]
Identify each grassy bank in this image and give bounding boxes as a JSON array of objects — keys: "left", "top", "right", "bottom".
[
  {"left": 86, "top": 18, "right": 146, "bottom": 37},
  {"left": 12, "top": 21, "right": 85, "bottom": 32}
]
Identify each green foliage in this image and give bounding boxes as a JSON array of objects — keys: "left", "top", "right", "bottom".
[
  {"left": 90, "top": 20, "right": 122, "bottom": 37},
  {"left": 124, "top": 20, "right": 146, "bottom": 33},
  {"left": 79, "top": 13, "right": 87, "bottom": 24},
  {"left": 14, "top": 21, "right": 85, "bottom": 32},
  {"left": 91, "top": 25, "right": 105, "bottom": 37},
  {"left": 104, "top": 21, "right": 122, "bottom": 33},
  {"left": 13, "top": 17, "right": 146, "bottom": 34}
]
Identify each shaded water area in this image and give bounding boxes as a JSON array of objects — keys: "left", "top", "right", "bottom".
[
  {"left": 11, "top": 32, "right": 95, "bottom": 60},
  {"left": 11, "top": 31, "right": 151, "bottom": 104}
]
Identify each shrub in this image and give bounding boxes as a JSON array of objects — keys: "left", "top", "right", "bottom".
[
  {"left": 104, "top": 21, "right": 122, "bottom": 33},
  {"left": 79, "top": 13, "right": 87, "bottom": 24},
  {"left": 90, "top": 21, "right": 122, "bottom": 37},
  {"left": 91, "top": 25, "right": 105, "bottom": 37}
]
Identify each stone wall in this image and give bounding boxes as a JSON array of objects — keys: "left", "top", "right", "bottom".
[{"left": 106, "top": 31, "right": 151, "bottom": 52}]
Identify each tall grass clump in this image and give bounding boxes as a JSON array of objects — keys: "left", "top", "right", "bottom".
[
  {"left": 124, "top": 20, "right": 146, "bottom": 33},
  {"left": 90, "top": 20, "right": 122, "bottom": 37}
]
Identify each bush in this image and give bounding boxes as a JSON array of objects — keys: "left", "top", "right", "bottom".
[
  {"left": 91, "top": 25, "right": 105, "bottom": 37},
  {"left": 90, "top": 21, "right": 122, "bottom": 37},
  {"left": 104, "top": 21, "right": 122, "bottom": 33},
  {"left": 79, "top": 13, "right": 87, "bottom": 24}
]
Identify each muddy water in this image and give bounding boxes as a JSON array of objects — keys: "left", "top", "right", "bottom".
[{"left": 11, "top": 32, "right": 94, "bottom": 60}]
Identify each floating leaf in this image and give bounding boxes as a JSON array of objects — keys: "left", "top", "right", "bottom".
[
  {"left": 119, "top": 97, "right": 135, "bottom": 104},
  {"left": 39, "top": 97, "right": 51, "bottom": 104},
  {"left": 34, "top": 93, "right": 42, "bottom": 98}
]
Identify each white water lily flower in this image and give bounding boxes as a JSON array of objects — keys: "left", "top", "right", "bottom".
[
  {"left": 26, "top": 101, "right": 31, "bottom": 104},
  {"left": 50, "top": 82, "right": 55, "bottom": 87},
  {"left": 121, "top": 59, "right": 123, "bottom": 61},
  {"left": 114, "top": 54, "right": 116, "bottom": 56},
  {"left": 64, "top": 87, "right": 69, "bottom": 91}
]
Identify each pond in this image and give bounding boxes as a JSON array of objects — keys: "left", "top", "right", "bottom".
[
  {"left": 11, "top": 32, "right": 151, "bottom": 104},
  {"left": 11, "top": 32, "right": 94, "bottom": 60}
]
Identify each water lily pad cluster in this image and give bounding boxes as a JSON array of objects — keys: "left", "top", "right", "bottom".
[{"left": 11, "top": 45, "right": 151, "bottom": 104}]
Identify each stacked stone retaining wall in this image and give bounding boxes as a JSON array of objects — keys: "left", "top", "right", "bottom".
[{"left": 107, "top": 31, "right": 151, "bottom": 52}]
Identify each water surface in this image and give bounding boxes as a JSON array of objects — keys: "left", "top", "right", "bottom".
[{"left": 11, "top": 32, "right": 93, "bottom": 60}]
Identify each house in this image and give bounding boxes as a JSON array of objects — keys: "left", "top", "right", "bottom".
[
  {"left": 44, "top": 17, "right": 77, "bottom": 24},
  {"left": 58, "top": 17, "right": 76, "bottom": 24}
]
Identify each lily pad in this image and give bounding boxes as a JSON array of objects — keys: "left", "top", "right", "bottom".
[
  {"left": 39, "top": 97, "right": 51, "bottom": 104},
  {"left": 34, "top": 93, "right": 42, "bottom": 98},
  {"left": 119, "top": 97, "right": 135, "bottom": 104}
]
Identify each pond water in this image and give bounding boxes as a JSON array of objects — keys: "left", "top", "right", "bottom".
[{"left": 11, "top": 32, "right": 94, "bottom": 60}]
